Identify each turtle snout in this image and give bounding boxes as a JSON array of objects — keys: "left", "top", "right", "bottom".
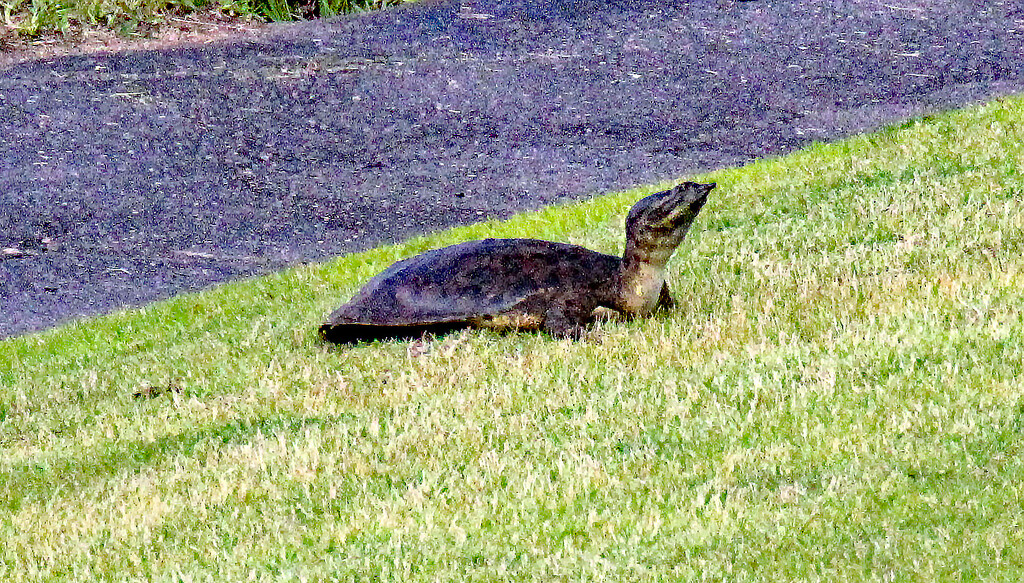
[
  {"left": 667, "top": 181, "right": 715, "bottom": 205},
  {"left": 690, "top": 181, "right": 715, "bottom": 199},
  {"left": 696, "top": 183, "right": 715, "bottom": 203},
  {"left": 685, "top": 182, "right": 715, "bottom": 209}
]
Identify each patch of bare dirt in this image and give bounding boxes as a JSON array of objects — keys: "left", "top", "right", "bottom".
[{"left": 0, "top": 8, "right": 268, "bottom": 69}]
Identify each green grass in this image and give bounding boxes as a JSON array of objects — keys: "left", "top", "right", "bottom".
[
  {"left": 3, "top": 96, "right": 1024, "bottom": 581},
  {"left": 2, "top": 0, "right": 403, "bottom": 38}
]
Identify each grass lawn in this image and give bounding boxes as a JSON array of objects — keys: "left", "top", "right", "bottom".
[{"left": 2, "top": 96, "right": 1024, "bottom": 581}]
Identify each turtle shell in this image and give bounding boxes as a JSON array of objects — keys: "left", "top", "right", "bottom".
[{"left": 320, "top": 238, "right": 621, "bottom": 343}]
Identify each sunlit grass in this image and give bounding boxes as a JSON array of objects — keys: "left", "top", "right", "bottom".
[{"left": 2, "top": 96, "right": 1024, "bottom": 581}]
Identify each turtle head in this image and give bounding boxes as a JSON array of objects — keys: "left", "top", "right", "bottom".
[
  {"left": 616, "top": 181, "right": 714, "bottom": 315},
  {"left": 624, "top": 181, "right": 714, "bottom": 267}
]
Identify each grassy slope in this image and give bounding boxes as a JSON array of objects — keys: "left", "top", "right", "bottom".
[{"left": 2, "top": 96, "right": 1024, "bottom": 581}]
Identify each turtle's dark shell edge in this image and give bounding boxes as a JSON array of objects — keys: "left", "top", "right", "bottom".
[{"left": 320, "top": 238, "right": 622, "bottom": 343}]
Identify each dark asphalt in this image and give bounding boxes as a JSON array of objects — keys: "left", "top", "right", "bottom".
[{"left": 2, "top": 0, "right": 1023, "bottom": 338}]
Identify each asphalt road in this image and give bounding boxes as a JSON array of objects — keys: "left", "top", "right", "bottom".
[{"left": 2, "top": 0, "right": 1022, "bottom": 338}]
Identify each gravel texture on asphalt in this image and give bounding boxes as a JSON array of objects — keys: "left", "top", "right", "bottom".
[{"left": 2, "top": 0, "right": 1023, "bottom": 338}]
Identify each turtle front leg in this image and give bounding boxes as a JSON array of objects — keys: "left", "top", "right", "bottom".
[
  {"left": 657, "top": 282, "right": 675, "bottom": 311},
  {"left": 541, "top": 299, "right": 596, "bottom": 340}
]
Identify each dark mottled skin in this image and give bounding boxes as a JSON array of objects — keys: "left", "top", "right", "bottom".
[{"left": 321, "top": 182, "right": 712, "bottom": 342}]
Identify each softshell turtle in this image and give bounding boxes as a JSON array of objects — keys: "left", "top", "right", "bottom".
[{"left": 320, "top": 181, "right": 714, "bottom": 343}]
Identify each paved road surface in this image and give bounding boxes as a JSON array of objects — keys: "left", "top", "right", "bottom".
[{"left": 2, "top": 0, "right": 1022, "bottom": 338}]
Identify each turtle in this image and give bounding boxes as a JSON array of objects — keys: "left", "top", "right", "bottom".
[{"left": 319, "top": 181, "right": 715, "bottom": 343}]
